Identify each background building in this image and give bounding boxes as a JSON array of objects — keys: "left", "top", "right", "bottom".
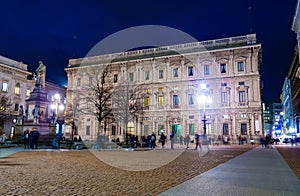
[
  {"left": 272, "top": 103, "right": 283, "bottom": 137},
  {"left": 262, "top": 103, "right": 272, "bottom": 135},
  {"left": 0, "top": 55, "right": 34, "bottom": 137},
  {"left": 0, "top": 56, "right": 66, "bottom": 139},
  {"left": 291, "top": 4, "right": 300, "bottom": 134},
  {"left": 65, "top": 34, "right": 263, "bottom": 144}
]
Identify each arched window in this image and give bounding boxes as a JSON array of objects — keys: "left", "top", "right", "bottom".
[{"left": 15, "top": 83, "right": 20, "bottom": 95}]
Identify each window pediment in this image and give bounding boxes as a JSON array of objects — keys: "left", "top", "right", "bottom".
[
  {"left": 235, "top": 56, "right": 247, "bottom": 62},
  {"left": 216, "top": 58, "right": 229, "bottom": 64}
]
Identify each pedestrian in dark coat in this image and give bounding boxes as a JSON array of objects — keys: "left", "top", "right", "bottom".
[
  {"left": 160, "top": 133, "right": 166, "bottom": 149},
  {"left": 23, "top": 130, "right": 30, "bottom": 149},
  {"left": 185, "top": 135, "right": 190, "bottom": 149}
]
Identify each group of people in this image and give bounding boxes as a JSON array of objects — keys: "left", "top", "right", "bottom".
[
  {"left": 22, "top": 129, "right": 40, "bottom": 149},
  {"left": 146, "top": 131, "right": 202, "bottom": 150}
]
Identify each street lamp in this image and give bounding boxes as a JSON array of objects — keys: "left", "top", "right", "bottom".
[
  {"left": 197, "top": 84, "right": 212, "bottom": 141},
  {"left": 50, "top": 93, "right": 65, "bottom": 136}
]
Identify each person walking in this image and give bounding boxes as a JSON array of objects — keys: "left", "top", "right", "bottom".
[
  {"left": 185, "top": 134, "right": 190, "bottom": 149},
  {"left": 96, "top": 132, "right": 101, "bottom": 150},
  {"left": 170, "top": 130, "right": 175, "bottom": 150},
  {"left": 194, "top": 132, "right": 201, "bottom": 150},
  {"left": 23, "top": 130, "right": 30, "bottom": 149},
  {"left": 180, "top": 135, "right": 183, "bottom": 145},
  {"left": 150, "top": 132, "right": 156, "bottom": 149},
  {"left": 160, "top": 132, "right": 166, "bottom": 149}
]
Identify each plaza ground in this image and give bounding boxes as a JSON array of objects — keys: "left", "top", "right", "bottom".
[{"left": 0, "top": 144, "right": 299, "bottom": 195}]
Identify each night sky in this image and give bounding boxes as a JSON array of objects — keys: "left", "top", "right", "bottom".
[{"left": 0, "top": 0, "right": 297, "bottom": 104}]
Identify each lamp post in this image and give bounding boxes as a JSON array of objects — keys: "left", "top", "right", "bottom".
[
  {"left": 50, "top": 93, "right": 65, "bottom": 136},
  {"left": 198, "top": 84, "right": 212, "bottom": 141}
]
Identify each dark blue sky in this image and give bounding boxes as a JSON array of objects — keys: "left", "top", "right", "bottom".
[{"left": 0, "top": 0, "right": 297, "bottom": 104}]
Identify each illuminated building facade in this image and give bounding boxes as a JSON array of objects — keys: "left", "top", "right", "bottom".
[{"left": 65, "top": 34, "right": 263, "bottom": 143}]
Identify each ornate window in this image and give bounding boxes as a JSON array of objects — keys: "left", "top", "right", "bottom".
[
  {"left": 220, "top": 63, "right": 226, "bottom": 73},
  {"left": 204, "top": 65, "right": 210, "bottom": 75},
  {"left": 129, "top": 73, "right": 134, "bottom": 81},
  {"left": 159, "top": 70, "right": 164, "bottom": 79},
  {"left": 15, "top": 83, "right": 20, "bottom": 95},
  {"left": 1, "top": 81, "right": 8, "bottom": 92},
  {"left": 223, "top": 123, "right": 229, "bottom": 135},
  {"left": 145, "top": 71, "right": 150, "bottom": 80},
  {"left": 189, "top": 124, "right": 195, "bottom": 135},
  {"left": 173, "top": 95, "right": 179, "bottom": 108},
  {"left": 188, "top": 94, "right": 194, "bottom": 105},
  {"left": 237, "top": 62, "right": 244, "bottom": 72},
  {"left": 26, "top": 89, "right": 31, "bottom": 97},
  {"left": 173, "top": 68, "right": 178, "bottom": 77},
  {"left": 144, "top": 97, "right": 150, "bottom": 107},
  {"left": 239, "top": 91, "right": 246, "bottom": 103},
  {"left": 241, "top": 123, "right": 247, "bottom": 135},
  {"left": 158, "top": 96, "right": 164, "bottom": 106},
  {"left": 221, "top": 92, "right": 228, "bottom": 105},
  {"left": 113, "top": 74, "right": 118, "bottom": 83},
  {"left": 188, "top": 66, "right": 194, "bottom": 76}
]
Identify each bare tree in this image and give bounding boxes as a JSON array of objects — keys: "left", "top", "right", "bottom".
[
  {"left": 112, "top": 83, "right": 144, "bottom": 143},
  {"left": 0, "top": 94, "right": 13, "bottom": 121},
  {"left": 67, "top": 65, "right": 113, "bottom": 138},
  {"left": 86, "top": 65, "right": 113, "bottom": 134}
]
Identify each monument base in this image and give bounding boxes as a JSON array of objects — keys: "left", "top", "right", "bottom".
[{"left": 13, "top": 122, "right": 56, "bottom": 147}]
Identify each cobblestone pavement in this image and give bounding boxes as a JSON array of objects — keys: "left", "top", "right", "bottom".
[
  {"left": 1, "top": 144, "right": 299, "bottom": 196},
  {"left": 276, "top": 145, "right": 300, "bottom": 179}
]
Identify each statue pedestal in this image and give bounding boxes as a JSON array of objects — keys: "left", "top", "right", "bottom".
[{"left": 13, "top": 123, "right": 56, "bottom": 147}]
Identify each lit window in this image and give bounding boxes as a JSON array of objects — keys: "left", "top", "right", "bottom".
[
  {"left": 145, "top": 88, "right": 150, "bottom": 93},
  {"left": 15, "top": 83, "right": 20, "bottom": 95},
  {"left": 237, "top": 62, "right": 244, "bottom": 72},
  {"left": 220, "top": 63, "right": 226, "bottom": 73},
  {"left": 2, "top": 81, "right": 8, "bottom": 92},
  {"left": 158, "top": 96, "right": 164, "bottom": 106},
  {"left": 159, "top": 70, "right": 164, "bottom": 79},
  {"left": 188, "top": 67, "right": 194, "bottom": 76},
  {"left": 241, "top": 114, "right": 247, "bottom": 118},
  {"left": 173, "top": 68, "right": 178, "bottom": 77},
  {"left": 158, "top": 87, "right": 164, "bottom": 91},
  {"left": 144, "top": 97, "right": 150, "bottom": 107},
  {"left": 204, "top": 65, "right": 210, "bottom": 75},
  {"left": 26, "top": 89, "right": 31, "bottom": 97},
  {"left": 188, "top": 85, "right": 194, "bottom": 90}
]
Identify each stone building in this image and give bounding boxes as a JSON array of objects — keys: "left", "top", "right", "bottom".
[
  {"left": 0, "top": 55, "right": 34, "bottom": 136},
  {"left": 65, "top": 34, "right": 263, "bottom": 143},
  {"left": 292, "top": 1, "right": 300, "bottom": 134},
  {"left": 0, "top": 56, "right": 66, "bottom": 139}
]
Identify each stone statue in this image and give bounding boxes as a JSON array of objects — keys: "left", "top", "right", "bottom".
[
  {"left": 18, "top": 105, "right": 24, "bottom": 124},
  {"left": 36, "top": 61, "right": 46, "bottom": 87},
  {"left": 32, "top": 105, "right": 40, "bottom": 123}
]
